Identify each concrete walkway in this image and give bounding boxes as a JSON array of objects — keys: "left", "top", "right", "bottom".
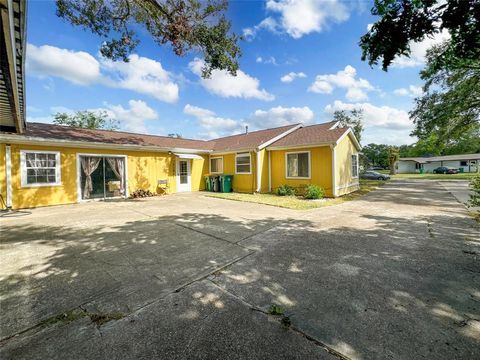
[
  {"left": 1, "top": 180, "right": 479, "bottom": 359},
  {"left": 439, "top": 180, "right": 480, "bottom": 212}
]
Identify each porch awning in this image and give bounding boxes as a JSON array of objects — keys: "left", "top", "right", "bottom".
[{"left": 174, "top": 153, "right": 203, "bottom": 159}]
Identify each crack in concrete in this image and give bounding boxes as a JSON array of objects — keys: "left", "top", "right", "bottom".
[{"left": 207, "top": 279, "right": 351, "bottom": 360}]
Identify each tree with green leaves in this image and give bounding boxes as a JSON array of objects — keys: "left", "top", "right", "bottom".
[
  {"left": 168, "top": 133, "right": 182, "bottom": 138},
  {"left": 333, "top": 108, "right": 364, "bottom": 143},
  {"left": 410, "top": 43, "right": 480, "bottom": 147},
  {"left": 362, "top": 143, "right": 391, "bottom": 168},
  {"left": 388, "top": 146, "right": 400, "bottom": 175},
  {"left": 54, "top": 110, "right": 119, "bottom": 130},
  {"left": 56, "top": 0, "right": 241, "bottom": 77},
  {"left": 360, "top": 0, "right": 480, "bottom": 71}
]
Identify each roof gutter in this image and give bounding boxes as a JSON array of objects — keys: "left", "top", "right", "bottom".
[{"left": 0, "top": 133, "right": 212, "bottom": 154}]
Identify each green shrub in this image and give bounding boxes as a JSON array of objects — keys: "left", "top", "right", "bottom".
[
  {"left": 303, "top": 185, "right": 324, "bottom": 199},
  {"left": 276, "top": 184, "right": 295, "bottom": 196},
  {"left": 469, "top": 175, "right": 480, "bottom": 207}
]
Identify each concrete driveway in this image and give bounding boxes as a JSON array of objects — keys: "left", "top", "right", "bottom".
[{"left": 1, "top": 181, "right": 479, "bottom": 359}]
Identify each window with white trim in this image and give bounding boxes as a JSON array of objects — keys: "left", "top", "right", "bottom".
[
  {"left": 286, "top": 152, "right": 310, "bottom": 178},
  {"left": 21, "top": 151, "right": 61, "bottom": 186},
  {"left": 235, "top": 153, "right": 251, "bottom": 174},
  {"left": 210, "top": 157, "right": 223, "bottom": 173},
  {"left": 352, "top": 154, "right": 359, "bottom": 178}
]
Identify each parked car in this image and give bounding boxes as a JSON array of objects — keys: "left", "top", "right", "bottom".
[
  {"left": 433, "top": 166, "right": 459, "bottom": 174},
  {"left": 360, "top": 171, "right": 391, "bottom": 180},
  {"left": 369, "top": 166, "right": 385, "bottom": 170}
]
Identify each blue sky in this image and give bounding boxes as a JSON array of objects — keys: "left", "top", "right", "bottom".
[{"left": 25, "top": 0, "right": 448, "bottom": 145}]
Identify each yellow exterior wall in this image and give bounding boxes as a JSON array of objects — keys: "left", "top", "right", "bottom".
[
  {"left": 0, "top": 144, "right": 6, "bottom": 209},
  {"left": 270, "top": 146, "right": 334, "bottom": 197},
  {"left": 4, "top": 143, "right": 208, "bottom": 209},
  {"left": 208, "top": 151, "right": 257, "bottom": 193},
  {"left": 335, "top": 134, "right": 360, "bottom": 196},
  {"left": 258, "top": 149, "right": 269, "bottom": 193}
]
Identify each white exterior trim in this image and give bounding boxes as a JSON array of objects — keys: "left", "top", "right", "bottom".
[
  {"left": 0, "top": 133, "right": 210, "bottom": 154},
  {"left": 76, "top": 153, "right": 129, "bottom": 202},
  {"left": 268, "top": 151, "right": 272, "bottom": 193},
  {"left": 285, "top": 150, "right": 311, "bottom": 180},
  {"left": 256, "top": 151, "right": 261, "bottom": 192},
  {"left": 20, "top": 150, "right": 62, "bottom": 188},
  {"left": 335, "top": 128, "right": 362, "bottom": 151},
  {"left": 329, "top": 121, "right": 341, "bottom": 130},
  {"left": 174, "top": 153, "right": 203, "bottom": 160},
  {"left": 257, "top": 124, "right": 303, "bottom": 150},
  {"left": 336, "top": 182, "right": 360, "bottom": 190},
  {"left": 209, "top": 156, "right": 223, "bottom": 174},
  {"left": 5, "top": 145, "right": 12, "bottom": 208},
  {"left": 176, "top": 158, "right": 192, "bottom": 192},
  {"left": 235, "top": 152, "right": 252, "bottom": 175},
  {"left": 331, "top": 144, "right": 337, "bottom": 197},
  {"left": 351, "top": 153, "right": 359, "bottom": 179}
]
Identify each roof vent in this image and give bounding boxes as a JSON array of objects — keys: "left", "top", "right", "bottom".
[{"left": 245, "top": 125, "right": 249, "bottom": 134}]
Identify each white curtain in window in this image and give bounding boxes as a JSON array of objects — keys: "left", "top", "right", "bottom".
[
  {"left": 81, "top": 157, "right": 101, "bottom": 199},
  {"left": 107, "top": 157, "right": 125, "bottom": 195}
]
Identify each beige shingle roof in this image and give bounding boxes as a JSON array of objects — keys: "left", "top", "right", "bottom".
[
  {"left": 17, "top": 121, "right": 349, "bottom": 152},
  {"left": 208, "top": 124, "right": 299, "bottom": 152},
  {"left": 268, "top": 122, "right": 348, "bottom": 148},
  {"left": 24, "top": 122, "right": 212, "bottom": 150}
]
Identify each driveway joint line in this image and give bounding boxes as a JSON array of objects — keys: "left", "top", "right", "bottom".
[
  {"left": 207, "top": 279, "right": 351, "bottom": 360},
  {"left": 173, "top": 222, "right": 250, "bottom": 249}
]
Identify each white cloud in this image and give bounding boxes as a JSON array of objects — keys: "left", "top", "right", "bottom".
[
  {"left": 98, "top": 100, "right": 158, "bottom": 133},
  {"left": 26, "top": 43, "right": 179, "bottom": 103},
  {"left": 256, "top": 56, "right": 278, "bottom": 65},
  {"left": 189, "top": 58, "right": 274, "bottom": 101},
  {"left": 393, "top": 85, "right": 423, "bottom": 97},
  {"left": 27, "top": 100, "right": 158, "bottom": 134},
  {"left": 184, "top": 104, "right": 315, "bottom": 138},
  {"left": 325, "top": 100, "right": 414, "bottom": 145},
  {"left": 280, "top": 72, "right": 307, "bottom": 83},
  {"left": 309, "top": 65, "right": 374, "bottom": 101},
  {"left": 243, "top": 17, "right": 279, "bottom": 40},
  {"left": 244, "top": 0, "right": 349, "bottom": 40},
  {"left": 27, "top": 44, "right": 101, "bottom": 85},
  {"left": 248, "top": 106, "right": 314, "bottom": 128},
  {"left": 101, "top": 55, "right": 178, "bottom": 103},
  {"left": 183, "top": 104, "right": 241, "bottom": 138},
  {"left": 392, "top": 29, "right": 450, "bottom": 68}
]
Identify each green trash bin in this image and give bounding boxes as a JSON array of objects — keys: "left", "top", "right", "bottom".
[
  {"left": 419, "top": 168, "right": 424, "bottom": 174},
  {"left": 222, "top": 175, "right": 233, "bottom": 193},
  {"left": 205, "top": 176, "right": 212, "bottom": 191},
  {"left": 459, "top": 167, "right": 464, "bottom": 173}
]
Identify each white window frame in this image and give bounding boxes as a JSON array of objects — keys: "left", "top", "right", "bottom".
[
  {"left": 210, "top": 156, "right": 223, "bottom": 174},
  {"left": 20, "top": 150, "right": 62, "bottom": 187},
  {"left": 235, "top": 152, "right": 252, "bottom": 174},
  {"left": 352, "top": 153, "right": 359, "bottom": 178},
  {"left": 285, "top": 151, "right": 311, "bottom": 179}
]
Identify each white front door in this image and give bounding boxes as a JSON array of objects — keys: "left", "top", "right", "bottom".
[{"left": 176, "top": 159, "right": 191, "bottom": 192}]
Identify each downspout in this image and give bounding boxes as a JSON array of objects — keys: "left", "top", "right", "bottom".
[
  {"left": 5, "top": 145, "right": 13, "bottom": 208},
  {"left": 331, "top": 144, "right": 337, "bottom": 198}
]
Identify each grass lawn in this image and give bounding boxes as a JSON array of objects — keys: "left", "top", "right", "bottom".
[
  {"left": 378, "top": 171, "right": 478, "bottom": 181},
  {"left": 205, "top": 179, "right": 385, "bottom": 210}
]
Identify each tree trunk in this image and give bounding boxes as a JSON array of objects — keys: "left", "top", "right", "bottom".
[{"left": 389, "top": 160, "right": 397, "bottom": 175}]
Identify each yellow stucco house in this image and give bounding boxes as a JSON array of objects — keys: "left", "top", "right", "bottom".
[{"left": 0, "top": 120, "right": 361, "bottom": 209}]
